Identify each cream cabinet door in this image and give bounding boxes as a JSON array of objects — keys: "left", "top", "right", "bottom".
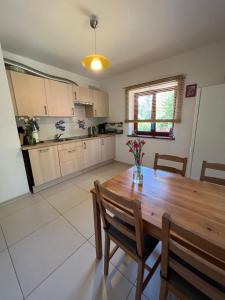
[
  {"left": 72, "top": 84, "right": 79, "bottom": 101},
  {"left": 45, "top": 79, "right": 74, "bottom": 116},
  {"left": 58, "top": 142, "right": 84, "bottom": 176},
  {"left": 100, "top": 136, "right": 115, "bottom": 162},
  {"left": 77, "top": 86, "right": 90, "bottom": 103},
  {"left": 86, "top": 90, "right": 109, "bottom": 117},
  {"left": 28, "top": 146, "right": 61, "bottom": 186},
  {"left": 83, "top": 139, "right": 101, "bottom": 168},
  {"left": 9, "top": 71, "right": 48, "bottom": 116}
]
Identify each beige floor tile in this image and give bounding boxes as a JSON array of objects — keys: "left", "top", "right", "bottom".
[
  {"left": 64, "top": 198, "right": 94, "bottom": 239},
  {"left": 70, "top": 172, "right": 106, "bottom": 191},
  {"left": 0, "top": 193, "right": 42, "bottom": 221},
  {"left": 39, "top": 181, "right": 75, "bottom": 199},
  {"left": 44, "top": 184, "right": 90, "bottom": 214},
  {"left": 0, "top": 250, "right": 23, "bottom": 300},
  {"left": 1, "top": 200, "right": 59, "bottom": 247},
  {"left": 26, "top": 241, "right": 133, "bottom": 300},
  {"left": 10, "top": 217, "right": 85, "bottom": 297},
  {"left": 0, "top": 225, "right": 7, "bottom": 252}
]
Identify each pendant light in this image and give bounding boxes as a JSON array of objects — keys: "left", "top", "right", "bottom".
[{"left": 82, "top": 15, "right": 111, "bottom": 72}]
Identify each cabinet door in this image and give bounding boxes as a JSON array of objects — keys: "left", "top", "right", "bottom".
[
  {"left": 73, "top": 84, "right": 79, "bottom": 101},
  {"left": 9, "top": 71, "right": 48, "bottom": 116},
  {"left": 58, "top": 143, "right": 84, "bottom": 176},
  {"left": 83, "top": 139, "right": 101, "bottom": 168},
  {"left": 86, "top": 90, "right": 109, "bottom": 117},
  {"left": 100, "top": 136, "right": 115, "bottom": 162},
  {"left": 28, "top": 146, "right": 61, "bottom": 186},
  {"left": 45, "top": 79, "right": 74, "bottom": 116},
  {"left": 78, "top": 86, "right": 90, "bottom": 102}
]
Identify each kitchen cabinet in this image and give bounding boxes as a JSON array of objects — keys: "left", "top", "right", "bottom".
[
  {"left": 58, "top": 142, "right": 84, "bottom": 176},
  {"left": 44, "top": 79, "right": 74, "bottom": 116},
  {"left": 83, "top": 139, "right": 101, "bottom": 168},
  {"left": 28, "top": 146, "right": 61, "bottom": 186},
  {"left": 100, "top": 136, "right": 115, "bottom": 162},
  {"left": 86, "top": 90, "right": 109, "bottom": 117},
  {"left": 8, "top": 70, "right": 48, "bottom": 116},
  {"left": 76, "top": 86, "right": 91, "bottom": 103},
  {"left": 72, "top": 84, "right": 79, "bottom": 101}
]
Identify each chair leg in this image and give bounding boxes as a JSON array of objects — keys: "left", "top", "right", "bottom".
[
  {"left": 160, "top": 278, "right": 168, "bottom": 300},
  {"left": 104, "top": 232, "right": 110, "bottom": 276},
  {"left": 135, "top": 260, "right": 144, "bottom": 300}
]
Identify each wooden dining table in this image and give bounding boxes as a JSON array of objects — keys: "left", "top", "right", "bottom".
[{"left": 91, "top": 166, "right": 225, "bottom": 259}]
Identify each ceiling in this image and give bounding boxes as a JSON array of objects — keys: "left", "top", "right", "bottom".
[{"left": 0, "top": 0, "right": 225, "bottom": 79}]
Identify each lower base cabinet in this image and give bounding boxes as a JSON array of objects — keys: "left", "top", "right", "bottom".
[
  {"left": 26, "top": 136, "right": 115, "bottom": 188},
  {"left": 83, "top": 139, "right": 101, "bottom": 169},
  {"left": 58, "top": 142, "right": 84, "bottom": 177},
  {"left": 28, "top": 146, "right": 61, "bottom": 186},
  {"left": 100, "top": 136, "right": 115, "bottom": 162}
]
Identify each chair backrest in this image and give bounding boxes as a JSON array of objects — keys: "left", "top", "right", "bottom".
[
  {"left": 94, "top": 180, "right": 144, "bottom": 257},
  {"left": 200, "top": 160, "right": 225, "bottom": 186},
  {"left": 161, "top": 213, "right": 225, "bottom": 300},
  {"left": 154, "top": 153, "right": 187, "bottom": 176}
]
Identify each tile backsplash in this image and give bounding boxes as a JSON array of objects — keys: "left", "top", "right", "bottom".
[{"left": 16, "top": 106, "right": 106, "bottom": 141}]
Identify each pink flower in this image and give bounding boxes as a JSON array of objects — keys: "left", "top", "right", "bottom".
[
  {"left": 126, "top": 140, "right": 131, "bottom": 145},
  {"left": 141, "top": 140, "right": 146, "bottom": 145},
  {"left": 142, "top": 152, "right": 145, "bottom": 156},
  {"left": 133, "top": 142, "right": 139, "bottom": 148},
  {"left": 129, "top": 148, "right": 133, "bottom": 153}
]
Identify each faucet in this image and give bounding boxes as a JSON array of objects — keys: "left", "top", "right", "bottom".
[{"left": 54, "top": 133, "right": 63, "bottom": 141}]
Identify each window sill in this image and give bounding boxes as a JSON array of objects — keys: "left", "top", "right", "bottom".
[{"left": 127, "top": 134, "right": 175, "bottom": 140}]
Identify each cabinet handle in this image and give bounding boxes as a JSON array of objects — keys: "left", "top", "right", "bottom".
[
  {"left": 72, "top": 107, "right": 75, "bottom": 115},
  {"left": 74, "top": 91, "right": 77, "bottom": 99},
  {"left": 68, "top": 149, "right": 76, "bottom": 153},
  {"left": 39, "top": 148, "right": 49, "bottom": 152},
  {"left": 83, "top": 142, "right": 86, "bottom": 149},
  {"left": 44, "top": 105, "right": 47, "bottom": 115},
  {"left": 94, "top": 109, "right": 97, "bottom": 116}
]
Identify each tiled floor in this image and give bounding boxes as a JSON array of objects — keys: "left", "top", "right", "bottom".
[{"left": 0, "top": 162, "right": 163, "bottom": 300}]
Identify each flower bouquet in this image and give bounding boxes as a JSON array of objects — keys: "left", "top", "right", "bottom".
[
  {"left": 20, "top": 117, "right": 39, "bottom": 145},
  {"left": 126, "top": 138, "right": 146, "bottom": 184}
]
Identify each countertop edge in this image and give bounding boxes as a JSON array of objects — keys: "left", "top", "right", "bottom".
[{"left": 21, "top": 134, "right": 115, "bottom": 150}]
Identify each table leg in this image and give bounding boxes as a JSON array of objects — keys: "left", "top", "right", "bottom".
[{"left": 92, "top": 192, "right": 102, "bottom": 259}]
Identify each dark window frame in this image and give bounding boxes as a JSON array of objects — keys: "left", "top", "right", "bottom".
[{"left": 133, "top": 87, "right": 176, "bottom": 137}]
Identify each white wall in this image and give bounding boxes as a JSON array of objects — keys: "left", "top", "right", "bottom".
[
  {"left": 100, "top": 41, "right": 225, "bottom": 167},
  {"left": 0, "top": 44, "right": 29, "bottom": 203}
]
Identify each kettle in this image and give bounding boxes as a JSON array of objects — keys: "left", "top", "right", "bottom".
[{"left": 88, "top": 126, "right": 97, "bottom": 137}]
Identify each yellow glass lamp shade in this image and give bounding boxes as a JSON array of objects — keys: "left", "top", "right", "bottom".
[{"left": 82, "top": 54, "right": 111, "bottom": 71}]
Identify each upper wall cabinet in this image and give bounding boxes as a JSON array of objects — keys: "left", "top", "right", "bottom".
[
  {"left": 86, "top": 90, "right": 109, "bottom": 118},
  {"left": 78, "top": 86, "right": 91, "bottom": 103},
  {"left": 8, "top": 71, "right": 48, "bottom": 116},
  {"left": 44, "top": 79, "right": 74, "bottom": 117}
]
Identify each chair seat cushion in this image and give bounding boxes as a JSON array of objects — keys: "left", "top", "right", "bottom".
[
  {"left": 107, "top": 217, "right": 159, "bottom": 258},
  {"left": 168, "top": 252, "right": 225, "bottom": 299}
]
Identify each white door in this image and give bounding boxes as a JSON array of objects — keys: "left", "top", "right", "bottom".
[{"left": 190, "top": 84, "right": 225, "bottom": 179}]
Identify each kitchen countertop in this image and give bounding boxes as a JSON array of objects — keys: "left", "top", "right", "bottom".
[{"left": 21, "top": 134, "right": 115, "bottom": 150}]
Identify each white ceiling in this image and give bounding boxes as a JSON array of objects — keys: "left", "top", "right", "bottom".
[{"left": 0, "top": 0, "right": 225, "bottom": 79}]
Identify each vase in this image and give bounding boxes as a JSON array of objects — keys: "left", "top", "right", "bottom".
[{"left": 133, "top": 164, "right": 143, "bottom": 185}]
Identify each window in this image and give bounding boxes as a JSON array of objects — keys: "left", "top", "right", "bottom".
[{"left": 125, "top": 75, "right": 185, "bottom": 138}]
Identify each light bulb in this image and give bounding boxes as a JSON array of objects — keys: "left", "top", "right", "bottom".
[{"left": 91, "top": 57, "right": 103, "bottom": 71}]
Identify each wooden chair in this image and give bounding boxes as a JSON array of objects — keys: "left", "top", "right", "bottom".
[
  {"left": 160, "top": 213, "right": 225, "bottom": 300},
  {"left": 94, "top": 180, "right": 161, "bottom": 300},
  {"left": 154, "top": 153, "right": 187, "bottom": 176},
  {"left": 200, "top": 160, "right": 225, "bottom": 186}
]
